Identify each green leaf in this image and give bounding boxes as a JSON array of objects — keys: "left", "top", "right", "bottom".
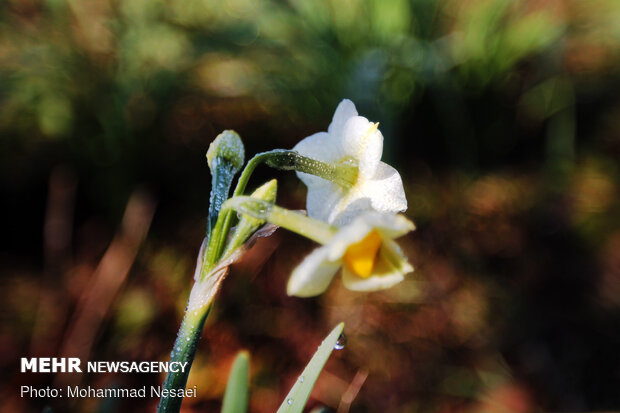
[
  {"left": 221, "top": 351, "right": 250, "bottom": 413},
  {"left": 277, "top": 323, "right": 345, "bottom": 413}
]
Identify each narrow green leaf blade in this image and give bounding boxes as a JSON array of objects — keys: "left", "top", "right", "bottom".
[
  {"left": 221, "top": 351, "right": 250, "bottom": 413},
  {"left": 277, "top": 323, "right": 345, "bottom": 413}
]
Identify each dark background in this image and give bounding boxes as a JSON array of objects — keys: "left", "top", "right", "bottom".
[{"left": 1, "top": 0, "right": 619, "bottom": 412}]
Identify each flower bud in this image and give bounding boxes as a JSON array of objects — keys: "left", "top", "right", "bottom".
[
  {"left": 206, "top": 130, "right": 245, "bottom": 172},
  {"left": 221, "top": 179, "right": 278, "bottom": 257}
]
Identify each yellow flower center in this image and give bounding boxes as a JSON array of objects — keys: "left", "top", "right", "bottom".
[{"left": 343, "top": 230, "right": 382, "bottom": 278}]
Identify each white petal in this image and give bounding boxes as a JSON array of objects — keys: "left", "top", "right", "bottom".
[
  {"left": 341, "top": 267, "right": 405, "bottom": 291},
  {"left": 328, "top": 190, "right": 373, "bottom": 226},
  {"left": 341, "top": 116, "right": 383, "bottom": 179},
  {"left": 293, "top": 131, "right": 343, "bottom": 188},
  {"left": 341, "top": 239, "right": 412, "bottom": 292},
  {"left": 356, "top": 212, "right": 415, "bottom": 239},
  {"left": 375, "top": 215, "right": 415, "bottom": 239},
  {"left": 328, "top": 99, "right": 358, "bottom": 138},
  {"left": 325, "top": 215, "right": 374, "bottom": 260},
  {"left": 380, "top": 238, "right": 414, "bottom": 274},
  {"left": 306, "top": 181, "right": 378, "bottom": 226},
  {"left": 305, "top": 181, "right": 347, "bottom": 223},
  {"left": 327, "top": 212, "right": 414, "bottom": 260},
  {"left": 327, "top": 163, "right": 409, "bottom": 225},
  {"left": 287, "top": 247, "right": 341, "bottom": 297},
  {"left": 360, "top": 162, "right": 408, "bottom": 214},
  {"left": 293, "top": 131, "right": 342, "bottom": 163}
]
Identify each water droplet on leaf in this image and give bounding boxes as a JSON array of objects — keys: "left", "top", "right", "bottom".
[{"left": 334, "top": 333, "right": 346, "bottom": 350}]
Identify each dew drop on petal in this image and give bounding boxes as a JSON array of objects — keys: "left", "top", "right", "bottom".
[
  {"left": 334, "top": 333, "right": 346, "bottom": 350},
  {"left": 287, "top": 399, "right": 293, "bottom": 405}
]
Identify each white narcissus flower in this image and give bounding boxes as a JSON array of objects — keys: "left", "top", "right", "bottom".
[
  {"left": 294, "top": 99, "right": 407, "bottom": 225},
  {"left": 287, "top": 212, "right": 414, "bottom": 297}
]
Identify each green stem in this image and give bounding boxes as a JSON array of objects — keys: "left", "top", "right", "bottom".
[
  {"left": 158, "top": 132, "right": 245, "bottom": 413},
  {"left": 157, "top": 305, "right": 210, "bottom": 413},
  {"left": 268, "top": 205, "right": 335, "bottom": 244},
  {"left": 204, "top": 150, "right": 355, "bottom": 271},
  {"left": 202, "top": 152, "right": 271, "bottom": 273},
  {"left": 159, "top": 148, "right": 349, "bottom": 411},
  {"left": 263, "top": 150, "right": 358, "bottom": 188},
  {"left": 223, "top": 196, "right": 336, "bottom": 245}
]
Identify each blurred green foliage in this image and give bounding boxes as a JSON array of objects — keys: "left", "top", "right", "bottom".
[
  {"left": 0, "top": 0, "right": 574, "bottom": 142},
  {"left": 2, "top": 0, "right": 619, "bottom": 188}
]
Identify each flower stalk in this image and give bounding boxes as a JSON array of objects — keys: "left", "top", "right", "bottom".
[
  {"left": 205, "top": 149, "right": 356, "bottom": 271},
  {"left": 262, "top": 150, "right": 358, "bottom": 188},
  {"left": 158, "top": 99, "right": 412, "bottom": 412},
  {"left": 158, "top": 132, "right": 250, "bottom": 413},
  {"left": 223, "top": 196, "right": 335, "bottom": 245},
  {"left": 157, "top": 307, "right": 210, "bottom": 412}
]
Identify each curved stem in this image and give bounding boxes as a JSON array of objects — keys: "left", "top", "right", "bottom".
[
  {"left": 158, "top": 148, "right": 347, "bottom": 411},
  {"left": 222, "top": 196, "right": 336, "bottom": 245},
  {"left": 204, "top": 150, "right": 355, "bottom": 271},
  {"left": 268, "top": 204, "right": 335, "bottom": 244},
  {"left": 202, "top": 151, "right": 274, "bottom": 273},
  {"left": 263, "top": 150, "right": 357, "bottom": 187}
]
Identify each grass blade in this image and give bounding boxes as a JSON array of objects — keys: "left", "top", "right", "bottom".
[
  {"left": 277, "top": 323, "right": 345, "bottom": 413},
  {"left": 221, "top": 351, "right": 250, "bottom": 413}
]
